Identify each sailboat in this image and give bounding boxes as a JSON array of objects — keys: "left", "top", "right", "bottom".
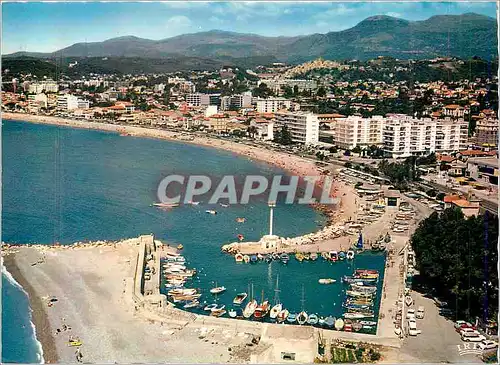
[
  {"left": 243, "top": 283, "right": 258, "bottom": 318},
  {"left": 254, "top": 290, "right": 269, "bottom": 319},
  {"left": 277, "top": 309, "right": 289, "bottom": 323},
  {"left": 269, "top": 275, "right": 283, "bottom": 320},
  {"left": 296, "top": 286, "right": 308, "bottom": 325}
]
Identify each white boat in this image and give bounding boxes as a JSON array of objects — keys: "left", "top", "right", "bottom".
[
  {"left": 277, "top": 309, "right": 289, "bottom": 323},
  {"left": 233, "top": 292, "right": 248, "bottom": 305},
  {"left": 205, "top": 210, "right": 217, "bottom": 215},
  {"left": 270, "top": 303, "right": 282, "bottom": 319},
  {"left": 211, "top": 304, "right": 225, "bottom": 312},
  {"left": 183, "top": 301, "right": 199, "bottom": 309},
  {"left": 243, "top": 299, "right": 258, "bottom": 318},
  {"left": 318, "top": 278, "right": 336, "bottom": 284},
  {"left": 297, "top": 311, "right": 309, "bottom": 325},
  {"left": 153, "top": 202, "right": 179, "bottom": 208},
  {"left": 168, "top": 288, "right": 197, "bottom": 296},
  {"left": 334, "top": 318, "right": 345, "bottom": 330},
  {"left": 228, "top": 309, "right": 238, "bottom": 318},
  {"left": 210, "top": 286, "right": 226, "bottom": 294},
  {"left": 220, "top": 203, "right": 229, "bottom": 208},
  {"left": 188, "top": 201, "right": 200, "bottom": 206},
  {"left": 204, "top": 303, "right": 218, "bottom": 311},
  {"left": 346, "top": 250, "right": 355, "bottom": 260},
  {"left": 344, "top": 312, "right": 373, "bottom": 319}
]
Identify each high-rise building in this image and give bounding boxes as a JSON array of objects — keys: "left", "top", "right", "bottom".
[
  {"left": 333, "top": 116, "right": 385, "bottom": 149},
  {"left": 185, "top": 93, "right": 210, "bottom": 106},
  {"left": 274, "top": 111, "right": 319, "bottom": 144},
  {"left": 256, "top": 98, "right": 292, "bottom": 113}
]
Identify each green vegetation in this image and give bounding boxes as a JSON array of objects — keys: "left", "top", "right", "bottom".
[
  {"left": 273, "top": 125, "right": 293, "bottom": 145},
  {"left": 379, "top": 158, "right": 419, "bottom": 190},
  {"left": 411, "top": 209, "right": 498, "bottom": 322}
]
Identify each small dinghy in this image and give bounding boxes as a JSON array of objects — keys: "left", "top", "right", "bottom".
[
  {"left": 307, "top": 314, "right": 319, "bottom": 325},
  {"left": 287, "top": 313, "right": 297, "bottom": 323},
  {"left": 277, "top": 309, "right": 289, "bottom": 323},
  {"left": 297, "top": 311, "right": 309, "bottom": 325},
  {"left": 334, "top": 318, "right": 345, "bottom": 330}
]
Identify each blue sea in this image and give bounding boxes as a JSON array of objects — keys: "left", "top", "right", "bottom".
[{"left": 2, "top": 120, "right": 384, "bottom": 363}]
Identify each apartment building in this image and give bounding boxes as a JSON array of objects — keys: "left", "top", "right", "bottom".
[
  {"left": 185, "top": 93, "right": 210, "bottom": 107},
  {"left": 231, "top": 94, "right": 252, "bottom": 109},
  {"left": 274, "top": 111, "right": 319, "bottom": 144},
  {"left": 473, "top": 118, "right": 498, "bottom": 147},
  {"left": 259, "top": 79, "right": 318, "bottom": 94},
  {"left": 27, "top": 93, "right": 48, "bottom": 110},
  {"left": 28, "top": 81, "right": 59, "bottom": 94},
  {"left": 333, "top": 115, "right": 385, "bottom": 149},
  {"left": 57, "top": 94, "right": 89, "bottom": 111},
  {"left": 256, "top": 97, "right": 292, "bottom": 113},
  {"left": 383, "top": 115, "right": 468, "bottom": 158}
]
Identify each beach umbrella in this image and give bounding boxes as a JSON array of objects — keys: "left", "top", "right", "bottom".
[{"left": 356, "top": 233, "right": 363, "bottom": 249}]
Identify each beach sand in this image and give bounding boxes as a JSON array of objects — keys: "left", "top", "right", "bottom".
[{"left": 5, "top": 243, "right": 259, "bottom": 363}]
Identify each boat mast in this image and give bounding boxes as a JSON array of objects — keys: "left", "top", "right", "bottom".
[
  {"left": 301, "top": 285, "right": 305, "bottom": 311},
  {"left": 274, "top": 275, "right": 281, "bottom": 305}
]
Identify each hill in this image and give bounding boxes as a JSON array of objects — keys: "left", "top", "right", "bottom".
[{"left": 5, "top": 13, "right": 497, "bottom": 63}]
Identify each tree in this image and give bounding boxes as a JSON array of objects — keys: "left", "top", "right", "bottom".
[
  {"left": 344, "top": 149, "right": 351, "bottom": 156},
  {"left": 329, "top": 146, "right": 338, "bottom": 154},
  {"left": 316, "top": 86, "right": 327, "bottom": 97},
  {"left": 293, "top": 85, "right": 299, "bottom": 96},
  {"left": 352, "top": 146, "right": 362, "bottom": 154},
  {"left": 246, "top": 125, "right": 258, "bottom": 139},
  {"left": 283, "top": 86, "right": 293, "bottom": 98},
  {"left": 344, "top": 162, "right": 352, "bottom": 168},
  {"left": 274, "top": 125, "right": 293, "bottom": 145},
  {"left": 253, "top": 83, "right": 273, "bottom": 98}
]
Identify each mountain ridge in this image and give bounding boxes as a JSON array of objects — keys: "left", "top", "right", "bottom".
[{"left": 5, "top": 13, "right": 497, "bottom": 62}]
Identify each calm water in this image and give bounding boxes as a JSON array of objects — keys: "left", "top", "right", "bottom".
[{"left": 2, "top": 120, "right": 384, "bottom": 363}]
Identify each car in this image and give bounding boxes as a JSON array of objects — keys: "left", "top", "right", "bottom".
[
  {"left": 406, "top": 309, "right": 416, "bottom": 319},
  {"left": 478, "top": 340, "right": 498, "bottom": 351},
  {"left": 455, "top": 322, "right": 476, "bottom": 332},
  {"left": 460, "top": 328, "right": 480, "bottom": 336},
  {"left": 462, "top": 333, "right": 486, "bottom": 342},
  {"left": 416, "top": 306, "right": 425, "bottom": 319}
]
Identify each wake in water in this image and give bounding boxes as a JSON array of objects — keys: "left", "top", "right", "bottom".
[{"left": 2, "top": 260, "right": 45, "bottom": 364}]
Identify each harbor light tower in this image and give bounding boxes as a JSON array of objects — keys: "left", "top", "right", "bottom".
[{"left": 268, "top": 201, "right": 276, "bottom": 236}]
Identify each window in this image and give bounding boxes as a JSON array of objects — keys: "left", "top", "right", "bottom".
[{"left": 281, "top": 353, "right": 296, "bottom": 361}]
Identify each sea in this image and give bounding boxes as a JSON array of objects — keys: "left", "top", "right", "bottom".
[{"left": 2, "top": 120, "right": 385, "bottom": 363}]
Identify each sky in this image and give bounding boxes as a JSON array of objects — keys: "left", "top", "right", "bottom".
[{"left": 2, "top": 1, "right": 497, "bottom": 54}]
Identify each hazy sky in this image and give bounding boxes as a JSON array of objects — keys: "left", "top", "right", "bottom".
[{"left": 2, "top": 1, "right": 497, "bottom": 54}]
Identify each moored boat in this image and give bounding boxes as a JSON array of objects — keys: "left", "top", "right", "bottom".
[
  {"left": 310, "top": 252, "right": 318, "bottom": 261},
  {"left": 265, "top": 254, "right": 273, "bottom": 263},
  {"left": 254, "top": 301, "right": 270, "bottom": 319},
  {"left": 272, "top": 253, "right": 280, "bottom": 261},
  {"left": 270, "top": 303, "right": 282, "bottom": 320},
  {"left": 204, "top": 303, "right": 218, "bottom": 311},
  {"left": 346, "top": 250, "right": 355, "bottom": 260},
  {"left": 243, "top": 255, "right": 250, "bottom": 263},
  {"left": 295, "top": 252, "right": 304, "bottom": 262},
  {"left": 250, "top": 255, "right": 258, "bottom": 263},
  {"left": 338, "top": 251, "right": 346, "bottom": 260},
  {"left": 235, "top": 253, "right": 244, "bottom": 263},
  {"left": 205, "top": 210, "right": 217, "bottom": 215},
  {"left": 211, "top": 309, "right": 226, "bottom": 317},
  {"left": 307, "top": 314, "right": 319, "bottom": 325},
  {"left": 334, "top": 318, "right": 345, "bottom": 330},
  {"left": 287, "top": 313, "right": 297, "bottom": 323},
  {"left": 183, "top": 300, "right": 199, "bottom": 309},
  {"left": 330, "top": 251, "right": 338, "bottom": 262},
  {"left": 233, "top": 292, "right": 248, "bottom": 305},
  {"left": 228, "top": 308, "right": 238, "bottom": 318},
  {"left": 325, "top": 316, "right": 335, "bottom": 328},
  {"left": 210, "top": 286, "right": 227, "bottom": 294},
  {"left": 352, "top": 322, "right": 363, "bottom": 332},
  {"left": 257, "top": 253, "right": 264, "bottom": 261},
  {"left": 280, "top": 253, "right": 290, "bottom": 264},
  {"left": 277, "top": 309, "right": 289, "bottom": 323},
  {"left": 405, "top": 295, "right": 413, "bottom": 306},
  {"left": 243, "top": 299, "right": 258, "bottom": 318},
  {"left": 297, "top": 311, "right": 308, "bottom": 325}
]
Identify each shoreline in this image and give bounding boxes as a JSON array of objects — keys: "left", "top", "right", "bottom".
[{"left": 3, "top": 254, "right": 59, "bottom": 364}]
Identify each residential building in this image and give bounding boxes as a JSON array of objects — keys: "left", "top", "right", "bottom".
[
  {"left": 274, "top": 111, "right": 319, "bottom": 144},
  {"left": 185, "top": 93, "right": 210, "bottom": 107},
  {"left": 256, "top": 98, "right": 292, "bottom": 113},
  {"left": 443, "top": 104, "right": 466, "bottom": 118},
  {"left": 57, "top": 94, "right": 89, "bottom": 111},
  {"left": 443, "top": 194, "right": 480, "bottom": 217},
  {"left": 332, "top": 115, "right": 384, "bottom": 149},
  {"left": 259, "top": 79, "right": 318, "bottom": 94},
  {"left": 383, "top": 115, "right": 468, "bottom": 158},
  {"left": 466, "top": 158, "right": 498, "bottom": 186},
  {"left": 204, "top": 105, "right": 218, "bottom": 118},
  {"left": 230, "top": 94, "right": 252, "bottom": 109},
  {"left": 28, "top": 81, "right": 58, "bottom": 94},
  {"left": 220, "top": 96, "right": 232, "bottom": 111},
  {"left": 27, "top": 93, "right": 48, "bottom": 110},
  {"left": 473, "top": 118, "right": 498, "bottom": 147}
]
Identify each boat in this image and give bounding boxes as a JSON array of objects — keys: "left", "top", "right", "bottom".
[
  {"left": 153, "top": 202, "right": 179, "bottom": 208},
  {"left": 254, "top": 301, "right": 270, "bottom": 319},
  {"left": 338, "top": 251, "right": 346, "bottom": 260},
  {"left": 344, "top": 323, "right": 353, "bottom": 332},
  {"left": 210, "top": 286, "right": 226, "bottom": 294},
  {"left": 265, "top": 254, "right": 273, "bottom": 263},
  {"left": 346, "top": 290, "right": 374, "bottom": 298},
  {"left": 307, "top": 314, "right": 319, "bottom": 325},
  {"left": 346, "top": 250, "right": 355, "bottom": 260},
  {"left": 204, "top": 303, "right": 218, "bottom": 311},
  {"left": 360, "top": 320, "right": 377, "bottom": 326},
  {"left": 344, "top": 312, "right": 374, "bottom": 319},
  {"left": 405, "top": 295, "right": 413, "bottom": 306},
  {"left": 233, "top": 293, "right": 248, "bottom": 305},
  {"left": 295, "top": 252, "right": 304, "bottom": 262},
  {"left": 243, "top": 284, "right": 258, "bottom": 318},
  {"left": 318, "top": 317, "right": 325, "bottom": 326},
  {"left": 205, "top": 210, "right": 217, "bottom": 215},
  {"left": 257, "top": 253, "right": 264, "bottom": 261},
  {"left": 168, "top": 288, "right": 197, "bottom": 296},
  {"left": 243, "top": 255, "right": 250, "bottom": 263},
  {"left": 211, "top": 309, "right": 226, "bottom": 317},
  {"left": 350, "top": 284, "right": 377, "bottom": 294},
  {"left": 363, "top": 325, "right": 374, "bottom": 330},
  {"left": 235, "top": 253, "right": 244, "bottom": 263},
  {"left": 236, "top": 217, "right": 246, "bottom": 223},
  {"left": 177, "top": 244, "right": 184, "bottom": 250},
  {"left": 280, "top": 253, "right": 289, "bottom": 264},
  {"left": 297, "top": 311, "right": 308, "bottom": 325},
  {"left": 303, "top": 253, "right": 310, "bottom": 260},
  {"left": 325, "top": 316, "right": 335, "bottom": 328},
  {"left": 237, "top": 234, "right": 244, "bottom": 241},
  {"left": 310, "top": 252, "right": 318, "bottom": 261},
  {"left": 220, "top": 203, "right": 229, "bottom": 208},
  {"left": 319, "top": 278, "right": 336, "bottom": 284},
  {"left": 269, "top": 275, "right": 282, "bottom": 320},
  {"left": 277, "top": 309, "right": 289, "bottom": 323},
  {"left": 250, "top": 255, "right": 258, "bottom": 263},
  {"left": 188, "top": 201, "right": 200, "bottom": 205},
  {"left": 352, "top": 322, "right": 363, "bottom": 332},
  {"left": 287, "top": 313, "right": 297, "bottom": 323},
  {"left": 211, "top": 304, "right": 225, "bottom": 312},
  {"left": 334, "top": 318, "right": 345, "bottom": 330},
  {"left": 183, "top": 301, "right": 199, "bottom": 309},
  {"left": 272, "top": 253, "right": 280, "bottom": 261},
  {"left": 330, "top": 251, "right": 338, "bottom": 262},
  {"left": 321, "top": 252, "right": 329, "bottom": 260},
  {"left": 228, "top": 308, "right": 238, "bottom": 318}
]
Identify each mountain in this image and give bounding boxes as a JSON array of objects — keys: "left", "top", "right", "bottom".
[{"left": 5, "top": 13, "right": 497, "bottom": 64}]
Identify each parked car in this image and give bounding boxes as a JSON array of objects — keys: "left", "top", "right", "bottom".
[
  {"left": 462, "top": 332, "right": 486, "bottom": 342},
  {"left": 459, "top": 328, "right": 480, "bottom": 336},
  {"left": 406, "top": 308, "right": 416, "bottom": 319},
  {"left": 455, "top": 321, "right": 476, "bottom": 332},
  {"left": 416, "top": 306, "right": 425, "bottom": 319},
  {"left": 478, "top": 340, "right": 498, "bottom": 351}
]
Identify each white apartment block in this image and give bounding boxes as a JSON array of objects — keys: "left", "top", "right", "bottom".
[
  {"left": 256, "top": 97, "right": 292, "bottom": 113},
  {"left": 57, "top": 94, "right": 90, "bottom": 111},
  {"left": 333, "top": 116, "right": 385, "bottom": 149},
  {"left": 383, "top": 115, "right": 468, "bottom": 158},
  {"left": 28, "top": 81, "right": 58, "bottom": 94},
  {"left": 274, "top": 111, "right": 319, "bottom": 144},
  {"left": 231, "top": 94, "right": 252, "bottom": 109},
  {"left": 185, "top": 93, "right": 210, "bottom": 107},
  {"left": 259, "top": 79, "right": 318, "bottom": 94},
  {"left": 28, "top": 93, "right": 48, "bottom": 109},
  {"left": 220, "top": 96, "right": 232, "bottom": 111}
]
